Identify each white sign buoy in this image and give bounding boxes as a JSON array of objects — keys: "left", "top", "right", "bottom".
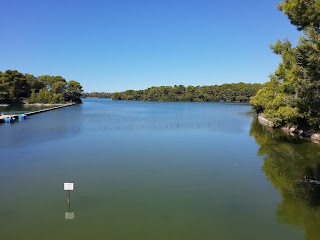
[
  {"left": 64, "top": 183, "right": 74, "bottom": 191},
  {"left": 64, "top": 182, "right": 75, "bottom": 220}
]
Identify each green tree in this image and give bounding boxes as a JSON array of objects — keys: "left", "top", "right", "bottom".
[
  {"left": 82, "top": 92, "right": 113, "bottom": 98},
  {"left": 0, "top": 71, "right": 13, "bottom": 102},
  {"left": 251, "top": 0, "right": 320, "bottom": 130},
  {"left": 65, "top": 80, "right": 83, "bottom": 103},
  {"left": 52, "top": 81, "right": 67, "bottom": 95},
  {"left": 38, "top": 75, "right": 53, "bottom": 90},
  {"left": 0, "top": 70, "right": 29, "bottom": 102},
  {"left": 0, "top": 70, "right": 84, "bottom": 104},
  {"left": 29, "top": 89, "right": 37, "bottom": 103},
  {"left": 278, "top": 0, "right": 320, "bottom": 31}
]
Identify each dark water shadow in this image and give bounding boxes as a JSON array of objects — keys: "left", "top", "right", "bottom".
[{"left": 250, "top": 119, "right": 320, "bottom": 240}]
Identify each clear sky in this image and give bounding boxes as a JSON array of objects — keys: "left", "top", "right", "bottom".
[{"left": 0, "top": 0, "right": 300, "bottom": 92}]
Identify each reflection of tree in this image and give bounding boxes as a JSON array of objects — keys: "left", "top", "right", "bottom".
[{"left": 250, "top": 119, "right": 320, "bottom": 240}]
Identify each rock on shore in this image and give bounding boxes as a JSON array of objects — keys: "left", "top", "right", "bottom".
[{"left": 257, "top": 114, "right": 320, "bottom": 144}]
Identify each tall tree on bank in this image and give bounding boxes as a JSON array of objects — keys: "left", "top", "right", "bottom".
[
  {"left": 0, "top": 70, "right": 29, "bottom": 103},
  {"left": 65, "top": 80, "right": 83, "bottom": 103},
  {"left": 251, "top": 0, "right": 320, "bottom": 129},
  {"left": 0, "top": 70, "right": 83, "bottom": 104}
]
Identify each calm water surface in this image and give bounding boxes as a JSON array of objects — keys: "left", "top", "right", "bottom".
[{"left": 0, "top": 98, "right": 319, "bottom": 240}]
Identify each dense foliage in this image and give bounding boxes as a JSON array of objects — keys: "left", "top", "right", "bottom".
[
  {"left": 112, "top": 83, "right": 261, "bottom": 102},
  {"left": 251, "top": 0, "right": 320, "bottom": 129},
  {"left": 82, "top": 92, "right": 112, "bottom": 98},
  {"left": 0, "top": 70, "right": 83, "bottom": 104}
]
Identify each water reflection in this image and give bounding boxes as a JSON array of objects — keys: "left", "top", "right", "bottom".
[
  {"left": 250, "top": 119, "right": 320, "bottom": 240},
  {"left": 0, "top": 104, "right": 51, "bottom": 114},
  {"left": 65, "top": 193, "right": 75, "bottom": 221},
  {"left": 0, "top": 105, "right": 82, "bottom": 149}
]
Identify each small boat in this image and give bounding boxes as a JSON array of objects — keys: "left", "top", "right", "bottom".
[
  {"left": 4, "top": 115, "right": 15, "bottom": 123},
  {"left": 18, "top": 114, "right": 27, "bottom": 120}
]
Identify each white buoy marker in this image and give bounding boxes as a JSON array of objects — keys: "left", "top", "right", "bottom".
[
  {"left": 64, "top": 182, "right": 74, "bottom": 220},
  {"left": 64, "top": 183, "right": 74, "bottom": 191}
]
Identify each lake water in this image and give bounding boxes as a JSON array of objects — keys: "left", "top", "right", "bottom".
[{"left": 0, "top": 98, "right": 319, "bottom": 240}]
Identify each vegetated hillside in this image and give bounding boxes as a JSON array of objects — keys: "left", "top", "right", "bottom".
[
  {"left": 112, "top": 82, "right": 262, "bottom": 102},
  {"left": 82, "top": 92, "right": 112, "bottom": 98}
]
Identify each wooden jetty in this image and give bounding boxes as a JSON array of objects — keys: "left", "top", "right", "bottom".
[{"left": 0, "top": 103, "right": 75, "bottom": 123}]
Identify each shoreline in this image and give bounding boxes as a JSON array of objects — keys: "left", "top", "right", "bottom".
[
  {"left": 0, "top": 103, "right": 75, "bottom": 123},
  {"left": 1, "top": 103, "right": 71, "bottom": 106},
  {"left": 24, "top": 103, "right": 68, "bottom": 106},
  {"left": 257, "top": 114, "right": 320, "bottom": 144}
]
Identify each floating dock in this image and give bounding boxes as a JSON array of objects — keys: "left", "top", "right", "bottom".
[{"left": 0, "top": 103, "right": 75, "bottom": 123}]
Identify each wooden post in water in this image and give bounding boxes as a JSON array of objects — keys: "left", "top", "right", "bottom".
[
  {"left": 68, "top": 190, "right": 71, "bottom": 210},
  {"left": 64, "top": 183, "right": 74, "bottom": 220}
]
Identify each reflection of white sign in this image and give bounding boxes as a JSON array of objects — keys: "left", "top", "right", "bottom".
[
  {"left": 65, "top": 212, "right": 75, "bottom": 220},
  {"left": 64, "top": 183, "right": 74, "bottom": 191}
]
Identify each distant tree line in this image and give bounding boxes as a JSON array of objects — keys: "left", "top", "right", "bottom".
[
  {"left": 0, "top": 70, "right": 83, "bottom": 104},
  {"left": 82, "top": 92, "right": 112, "bottom": 98},
  {"left": 112, "top": 83, "right": 262, "bottom": 102}
]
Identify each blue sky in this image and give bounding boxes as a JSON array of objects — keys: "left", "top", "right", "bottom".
[{"left": 0, "top": 0, "right": 300, "bottom": 92}]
